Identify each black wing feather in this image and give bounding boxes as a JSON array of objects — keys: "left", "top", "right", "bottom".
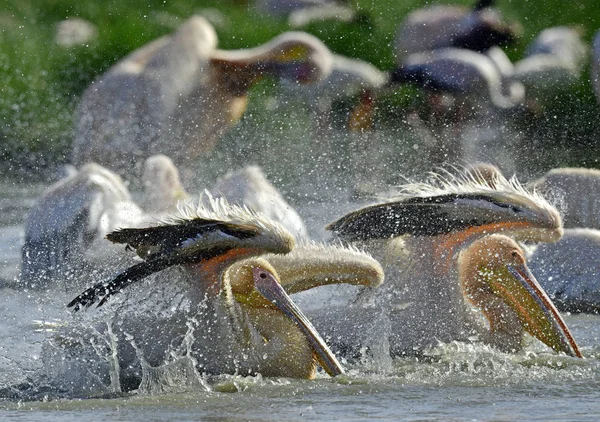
[
  {"left": 327, "top": 193, "right": 520, "bottom": 241},
  {"left": 107, "top": 219, "right": 224, "bottom": 248},
  {"left": 68, "top": 245, "right": 234, "bottom": 311},
  {"left": 69, "top": 218, "right": 264, "bottom": 311}
]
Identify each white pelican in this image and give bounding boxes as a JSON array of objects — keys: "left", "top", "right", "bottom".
[
  {"left": 211, "top": 165, "right": 309, "bottom": 241},
  {"left": 139, "top": 154, "right": 188, "bottom": 214},
  {"left": 63, "top": 199, "right": 383, "bottom": 386},
  {"left": 391, "top": 47, "right": 524, "bottom": 110},
  {"left": 513, "top": 27, "right": 587, "bottom": 102},
  {"left": 20, "top": 163, "right": 146, "bottom": 289},
  {"left": 256, "top": 0, "right": 353, "bottom": 21},
  {"left": 394, "top": 1, "right": 520, "bottom": 61},
  {"left": 19, "top": 157, "right": 185, "bottom": 290},
  {"left": 287, "top": 3, "right": 358, "bottom": 28},
  {"left": 528, "top": 228, "right": 600, "bottom": 314},
  {"left": 257, "top": 0, "right": 362, "bottom": 28},
  {"left": 390, "top": 45, "right": 524, "bottom": 171},
  {"left": 593, "top": 30, "right": 600, "bottom": 104},
  {"left": 319, "top": 171, "right": 581, "bottom": 357},
  {"left": 72, "top": 15, "right": 333, "bottom": 177},
  {"left": 532, "top": 167, "right": 600, "bottom": 230}
]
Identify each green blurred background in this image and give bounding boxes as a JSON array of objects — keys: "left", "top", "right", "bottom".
[{"left": 1, "top": 0, "right": 599, "bottom": 181}]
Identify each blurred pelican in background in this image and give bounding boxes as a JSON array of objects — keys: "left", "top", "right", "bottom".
[
  {"left": 391, "top": 47, "right": 524, "bottom": 111},
  {"left": 139, "top": 154, "right": 188, "bottom": 214},
  {"left": 277, "top": 53, "right": 388, "bottom": 137},
  {"left": 211, "top": 165, "right": 309, "bottom": 241},
  {"left": 73, "top": 15, "right": 333, "bottom": 179},
  {"left": 19, "top": 156, "right": 186, "bottom": 290},
  {"left": 394, "top": 0, "right": 521, "bottom": 61},
  {"left": 20, "top": 163, "right": 145, "bottom": 290},
  {"left": 528, "top": 228, "right": 600, "bottom": 315},
  {"left": 525, "top": 167, "right": 600, "bottom": 314},
  {"left": 532, "top": 167, "right": 600, "bottom": 230},
  {"left": 390, "top": 46, "right": 524, "bottom": 171},
  {"left": 513, "top": 26, "right": 587, "bottom": 108},
  {"left": 256, "top": 0, "right": 360, "bottom": 28}
]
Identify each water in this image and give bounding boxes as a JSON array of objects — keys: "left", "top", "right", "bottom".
[{"left": 1, "top": 183, "right": 600, "bottom": 421}]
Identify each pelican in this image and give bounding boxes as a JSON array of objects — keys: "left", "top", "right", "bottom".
[
  {"left": 139, "top": 154, "right": 189, "bottom": 214},
  {"left": 318, "top": 170, "right": 580, "bottom": 357},
  {"left": 72, "top": 15, "right": 333, "bottom": 178},
  {"left": 19, "top": 157, "right": 184, "bottom": 290},
  {"left": 394, "top": 1, "right": 520, "bottom": 61},
  {"left": 256, "top": 0, "right": 354, "bottom": 23},
  {"left": 277, "top": 53, "right": 388, "bottom": 135},
  {"left": 529, "top": 228, "right": 600, "bottom": 314},
  {"left": 63, "top": 199, "right": 384, "bottom": 386},
  {"left": 256, "top": 0, "right": 364, "bottom": 28},
  {"left": 532, "top": 167, "right": 600, "bottom": 230},
  {"left": 287, "top": 3, "right": 358, "bottom": 28},
  {"left": 513, "top": 27, "right": 587, "bottom": 102},
  {"left": 391, "top": 47, "right": 524, "bottom": 110},
  {"left": 19, "top": 163, "right": 145, "bottom": 289},
  {"left": 389, "top": 44, "right": 524, "bottom": 171},
  {"left": 55, "top": 18, "right": 97, "bottom": 48},
  {"left": 211, "top": 165, "right": 308, "bottom": 241},
  {"left": 329, "top": 171, "right": 562, "bottom": 244}
]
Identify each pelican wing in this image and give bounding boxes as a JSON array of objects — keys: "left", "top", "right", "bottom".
[
  {"left": 69, "top": 219, "right": 262, "bottom": 310},
  {"left": 327, "top": 193, "right": 530, "bottom": 241},
  {"left": 20, "top": 164, "right": 132, "bottom": 288},
  {"left": 69, "top": 213, "right": 284, "bottom": 311},
  {"left": 67, "top": 244, "right": 233, "bottom": 311},
  {"left": 106, "top": 218, "right": 260, "bottom": 257}
]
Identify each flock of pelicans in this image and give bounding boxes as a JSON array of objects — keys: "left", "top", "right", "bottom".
[
  {"left": 14, "top": 158, "right": 600, "bottom": 396},
  {"left": 5, "top": 0, "right": 600, "bottom": 398},
  {"left": 67, "top": 0, "right": 600, "bottom": 180}
]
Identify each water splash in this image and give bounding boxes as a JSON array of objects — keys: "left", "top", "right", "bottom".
[{"left": 128, "top": 319, "right": 211, "bottom": 395}]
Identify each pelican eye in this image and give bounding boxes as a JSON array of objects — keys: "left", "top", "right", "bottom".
[
  {"left": 511, "top": 251, "right": 519, "bottom": 259},
  {"left": 259, "top": 272, "right": 268, "bottom": 279}
]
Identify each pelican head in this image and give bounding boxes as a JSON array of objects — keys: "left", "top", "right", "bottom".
[
  {"left": 224, "top": 258, "right": 343, "bottom": 378},
  {"left": 327, "top": 170, "right": 563, "bottom": 245},
  {"left": 459, "top": 234, "right": 581, "bottom": 357}
]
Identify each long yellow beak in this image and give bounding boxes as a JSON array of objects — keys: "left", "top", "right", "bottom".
[
  {"left": 252, "top": 267, "right": 344, "bottom": 376},
  {"left": 495, "top": 264, "right": 582, "bottom": 358}
]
